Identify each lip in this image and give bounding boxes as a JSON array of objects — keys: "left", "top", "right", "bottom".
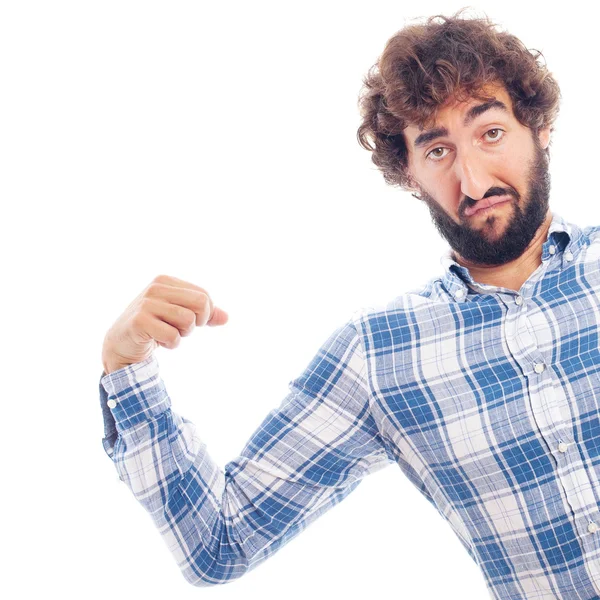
[{"left": 464, "top": 196, "right": 512, "bottom": 217}]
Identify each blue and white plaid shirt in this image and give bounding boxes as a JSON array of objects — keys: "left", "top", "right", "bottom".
[{"left": 100, "top": 212, "right": 600, "bottom": 599}]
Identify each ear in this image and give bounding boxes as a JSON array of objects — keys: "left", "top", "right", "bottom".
[
  {"left": 405, "top": 165, "right": 420, "bottom": 193},
  {"left": 537, "top": 126, "right": 551, "bottom": 150},
  {"left": 406, "top": 176, "right": 424, "bottom": 201},
  {"left": 406, "top": 176, "right": 421, "bottom": 198}
]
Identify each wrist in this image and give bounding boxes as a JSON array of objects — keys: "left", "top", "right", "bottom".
[{"left": 102, "top": 352, "right": 127, "bottom": 376}]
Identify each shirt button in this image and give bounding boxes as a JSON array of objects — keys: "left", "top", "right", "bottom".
[
  {"left": 549, "top": 245, "right": 556, "bottom": 255},
  {"left": 588, "top": 522, "right": 599, "bottom": 534},
  {"left": 515, "top": 295, "right": 523, "bottom": 306},
  {"left": 558, "top": 442, "right": 568, "bottom": 453},
  {"left": 534, "top": 362, "right": 546, "bottom": 374},
  {"left": 107, "top": 399, "right": 117, "bottom": 409},
  {"left": 455, "top": 289, "right": 464, "bottom": 298},
  {"left": 565, "top": 251, "right": 573, "bottom": 262}
]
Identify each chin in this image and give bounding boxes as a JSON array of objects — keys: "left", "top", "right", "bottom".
[{"left": 475, "top": 213, "right": 508, "bottom": 232}]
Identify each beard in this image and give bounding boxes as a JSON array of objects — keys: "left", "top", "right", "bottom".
[{"left": 415, "top": 134, "right": 551, "bottom": 266}]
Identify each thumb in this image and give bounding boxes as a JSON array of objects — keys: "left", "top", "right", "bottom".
[{"left": 207, "top": 304, "right": 229, "bottom": 326}]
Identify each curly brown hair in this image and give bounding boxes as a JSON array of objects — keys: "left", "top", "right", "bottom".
[{"left": 356, "top": 7, "right": 562, "bottom": 192}]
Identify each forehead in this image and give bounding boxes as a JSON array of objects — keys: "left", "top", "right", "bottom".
[{"left": 404, "top": 84, "right": 514, "bottom": 144}]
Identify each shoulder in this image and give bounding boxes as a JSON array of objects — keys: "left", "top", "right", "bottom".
[
  {"left": 583, "top": 224, "right": 600, "bottom": 243},
  {"left": 350, "top": 283, "right": 442, "bottom": 337}
]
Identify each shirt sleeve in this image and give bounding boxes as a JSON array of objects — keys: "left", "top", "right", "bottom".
[{"left": 98, "top": 318, "right": 394, "bottom": 587}]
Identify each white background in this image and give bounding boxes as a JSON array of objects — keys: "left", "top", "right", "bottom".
[{"left": 2, "top": 1, "right": 596, "bottom": 598}]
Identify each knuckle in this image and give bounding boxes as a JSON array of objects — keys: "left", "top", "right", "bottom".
[
  {"left": 146, "top": 283, "right": 163, "bottom": 297},
  {"left": 197, "top": 292, "right": 210, "bottom": 315},
  {"left": 130, "top": 313, "right": 146, "bottom": 334},
  {"left": 173, "top": 304, "right": 189, "bottom": 321},
  {"left": 184, "top": 310, "right": 196, "bottom": 328},
  {"left": 179, "top": 310, "right": 196, "bottom": 335},
  {"left": 139, "top": 297, "right": 153, "bottom": 313}
]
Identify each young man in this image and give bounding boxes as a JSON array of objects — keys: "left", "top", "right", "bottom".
[{"left": 99, "top": 10, "right": 600, "bottom": 599}]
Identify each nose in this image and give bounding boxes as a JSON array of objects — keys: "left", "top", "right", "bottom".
[{"left": 455, "top": 148, "right": 495, "bottom": 201}]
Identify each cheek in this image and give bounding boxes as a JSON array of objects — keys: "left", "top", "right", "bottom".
[
  {"left": 504, "top": 150, "right": 526, "bottom": 171},
  {"left": 498, "top": 152, "right": 530, "bottom": 193},
  {"left": 416, "top": 176, "right": 462, "bottom": 217},
  {"left": 430, "top": 191, "right": 460, "bottom": 219},
  {"left": 503, "top": 136, "right": 537, "bottom": 176}
]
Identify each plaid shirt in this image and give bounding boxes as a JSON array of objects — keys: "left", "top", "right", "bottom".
[{"left": 99, "top": 212, "right": 600, "bottom": 599}]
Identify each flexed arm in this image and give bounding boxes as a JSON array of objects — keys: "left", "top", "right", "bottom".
[{"left": 99, "top": 275, "right": 394, "bottom": 586}]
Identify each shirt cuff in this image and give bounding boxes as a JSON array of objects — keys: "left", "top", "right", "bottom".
[{"left": 98, "top": 354, "right": 171, "bottom": 459}]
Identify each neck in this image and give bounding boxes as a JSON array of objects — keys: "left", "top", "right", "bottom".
[{"left": 453, "top": 212, "right": 553, "bottom": 292}]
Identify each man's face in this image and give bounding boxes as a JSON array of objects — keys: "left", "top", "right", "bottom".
[{"left": 403, "top": 83, "right": 552, "bottom": 266}]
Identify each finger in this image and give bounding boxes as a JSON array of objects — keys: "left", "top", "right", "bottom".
[
  {"left": 146, "top": 315, "right": 183, "bottom": 349},
  {"left": 147, "top": 284, "right": 222, "bottom": 328},
  {"left": 149, "top": 277, "right": 228, "bottom": 327},
  {"left": 192, "top": 292, "right": 228, "bottom": 327},
  {"left": 152, "top": 274, "right": 209, "bottom": 296},
  {"left": 207, "top": 306, "right": 229, "bottom": 326},
  {"left": 145, "top": 298, "right": 197, "bottom": 336}
]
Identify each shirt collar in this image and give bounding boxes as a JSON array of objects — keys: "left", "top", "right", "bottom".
[{"left": 439, "top": 212, "right": 586, "bottom": 302}]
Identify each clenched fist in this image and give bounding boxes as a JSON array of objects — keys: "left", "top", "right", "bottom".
[{"left": 101, "top": 274, "right": 228, "bottom": 375}]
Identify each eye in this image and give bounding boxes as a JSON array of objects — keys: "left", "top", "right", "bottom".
[
  {"left": 484, "top": 128, "right": 504, "bottom": 142},
  {"left": 425, "top": 128, "right": 506, "bottom": 162}
]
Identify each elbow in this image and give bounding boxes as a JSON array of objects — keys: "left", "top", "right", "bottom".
[
  {"left": 171, "top": 495, "right": 256, "bottom": 587},
  {"left": 180, "top": 549, "right": 251, "bottom": 588}
]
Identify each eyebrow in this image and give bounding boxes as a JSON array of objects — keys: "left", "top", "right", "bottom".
[{"left": 413, "top": 100, "right": 509, "bottom": 149}]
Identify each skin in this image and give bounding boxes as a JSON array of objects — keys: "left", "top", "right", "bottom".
[{"left": 403, "top": 82, "right": 553, "bottom": 292}]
